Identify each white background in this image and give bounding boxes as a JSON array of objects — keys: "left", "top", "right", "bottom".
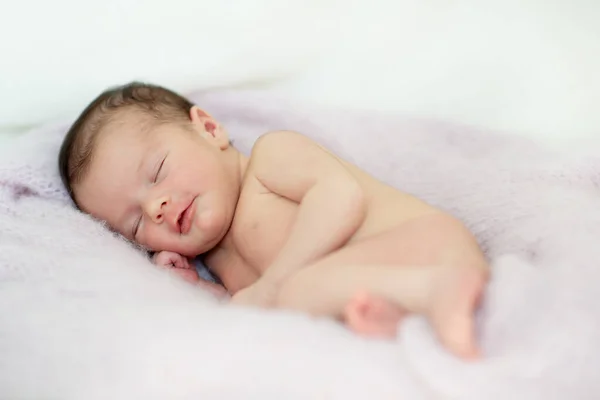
[{"left": 0, "top": 0, "right": 599, "bottom": 147}]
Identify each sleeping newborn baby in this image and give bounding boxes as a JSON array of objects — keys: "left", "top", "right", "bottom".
[{"left": 58, "top": 82, "right": 490, "bottom": 360}]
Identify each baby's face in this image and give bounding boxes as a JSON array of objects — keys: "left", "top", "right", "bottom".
[{"left": 75, "top": 113, "right": 240, "bottom": 257}]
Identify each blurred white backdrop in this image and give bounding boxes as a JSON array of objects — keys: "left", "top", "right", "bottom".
[{"left": 1, "top": 0, "right": 599, "bottom": 147}]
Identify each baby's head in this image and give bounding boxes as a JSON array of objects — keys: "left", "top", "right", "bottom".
[{"left": 59, "top": 82, "right": 244, "bottom": 257}]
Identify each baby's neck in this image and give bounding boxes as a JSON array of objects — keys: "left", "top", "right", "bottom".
[
  {"left": 223, "top": 147, "right": 249, "bottom": 191},
  {"left": 236, "top": 150, "right": 250, "bottom": 184}
]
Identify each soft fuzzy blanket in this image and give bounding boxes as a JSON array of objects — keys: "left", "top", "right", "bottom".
[{"left": 1, "top": 90, "right": 599, "bottom": 399}]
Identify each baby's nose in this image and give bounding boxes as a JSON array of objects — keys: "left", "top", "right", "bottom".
[{"left": 146, "top": 196, "right": 170, "bottom": 223}]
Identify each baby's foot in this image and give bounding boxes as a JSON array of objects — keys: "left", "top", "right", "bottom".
[
  {"left": 344, "top": 291, "right": 408, "bottom": 339},
  {"left": 427, "top": 266, "right": 488, "bottom": 360}
]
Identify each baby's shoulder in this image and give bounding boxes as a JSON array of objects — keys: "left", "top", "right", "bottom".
[
  {"left": 248, "top": 130, "right": 337, "bottom": 169},
  {"left": 250, "top": 130, "right": 313, "bottom": 156}
]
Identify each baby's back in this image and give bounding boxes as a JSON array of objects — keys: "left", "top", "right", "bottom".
[{"left": 340, "top": 157, "right": 438, "bottom": 242}]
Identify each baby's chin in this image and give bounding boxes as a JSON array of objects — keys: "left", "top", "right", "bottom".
[
  {"left": 177, "top": 231, "right": 225, "bottom": 258},
  {"left": 182, "top": 240, "right": 217, "bottom": 258}
]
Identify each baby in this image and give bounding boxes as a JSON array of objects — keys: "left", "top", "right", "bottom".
[{"left": 59, "top": 82, "right": 489, "bottom": 359}]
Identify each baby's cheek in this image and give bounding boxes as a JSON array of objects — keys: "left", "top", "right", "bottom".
[{"left": 196, "top": 207, "right": 217, "bottom": 231}]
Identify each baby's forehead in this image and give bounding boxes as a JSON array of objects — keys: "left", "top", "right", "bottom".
[
  {"left": 94, "top": 114, "right": 162, "bottom": 152},
  {"left": 90, "top": 109, "right": 191, "bottom": 173},
  {"left": 102, "top": 109, "right": 157, "bottom": 138},
  {"left": 88, "top": 132, "right": 143, "bottom": 174},
  {"left": 88, "top": 128, "right": 149, "bottom": 176}
]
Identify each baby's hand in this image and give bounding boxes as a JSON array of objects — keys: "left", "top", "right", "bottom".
[
  {"left": 152, "top": 251, "right": 229, "bottom": 298},
  {"left": 152, "top": 251, "right": 190, "bottom": 269},
  {"left": 152, "top": 251, "right": 199, "bottom": 283},
  {"left": 230, "top": 278, "right": 278, "bottom": 308}
]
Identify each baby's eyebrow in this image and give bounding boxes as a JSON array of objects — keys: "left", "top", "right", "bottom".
[
  {"left": 136, "top": 150, "right": 147, "bottom": 174},
  {"left": 136, "top": 145, "right": 159, "bottom": 175}
]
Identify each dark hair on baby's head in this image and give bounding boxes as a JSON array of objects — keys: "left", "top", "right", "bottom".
[{"left": 58, "top": 82, "right": 194, "bottom": 206}]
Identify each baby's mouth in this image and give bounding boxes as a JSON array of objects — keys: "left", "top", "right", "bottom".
[
  {"left": 177, "top": 198, "right": 196, "bottom": 235},
  {"left": 177, "top": 213, "right": 184, "bottom": 231}
]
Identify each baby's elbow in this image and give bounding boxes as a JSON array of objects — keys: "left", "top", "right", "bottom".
[{"left": 339, "top": 179, "right": 367, "bottom": 219}]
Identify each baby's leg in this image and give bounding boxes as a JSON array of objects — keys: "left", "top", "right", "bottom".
[
  {"left": 278, "top": 262, "right": 485, "bottom": 359},
  {"left": 276, "top": 213, "right": 489, "bottom": 359}
]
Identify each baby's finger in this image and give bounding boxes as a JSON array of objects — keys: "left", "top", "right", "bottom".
[
  {"left": 153, "top": 251, "right": 181, "bottom": 268},
  {"left": 179, "top": 257, "right": 195, "bottom": 270},
  {"left": 171, "top": 254, "right": 189, "bottom": 269}
]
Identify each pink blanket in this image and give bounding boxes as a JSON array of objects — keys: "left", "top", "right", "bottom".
[{"left": 0, "top": 89, "right": 598, "bottom": 399}]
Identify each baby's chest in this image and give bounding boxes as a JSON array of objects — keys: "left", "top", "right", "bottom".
[{"left": 231, "top": 192, "right": 298, "bottom": 273}]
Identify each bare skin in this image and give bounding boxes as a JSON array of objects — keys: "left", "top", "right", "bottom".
[
  {"left": 216, "top": 131, "right": 488, "bottom": 359},
  {"left": 75, "top": 107, "right": 489, "bottom": 360}
]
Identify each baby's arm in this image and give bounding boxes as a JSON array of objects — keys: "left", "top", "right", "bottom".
[{"left": 248, "top": 131, "right": 367, "bottom": 286}]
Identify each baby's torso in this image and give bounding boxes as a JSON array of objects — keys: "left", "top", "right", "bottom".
[{"left": 205, "top": 157, "right": 435, "bottom": 293}]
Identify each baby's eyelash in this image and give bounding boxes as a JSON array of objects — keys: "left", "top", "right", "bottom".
[
  {"left": 132, "top": 215, "right": 142, "bottom": 238},
  {"left": 154, "top": 156, "right": 166, "bottom": 183}
]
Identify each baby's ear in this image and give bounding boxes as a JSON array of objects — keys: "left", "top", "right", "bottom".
[
  {"left": 343, "top": 292, "right": 407, "bottom": 339},
  {"left": 189, "top": 106, "right": 229, "bottom": 150}
]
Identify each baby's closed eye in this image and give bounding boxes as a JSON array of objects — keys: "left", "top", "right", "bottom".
[
  {"left": 132, "top": 215, "right": 143, "bottom": 239},
  {"left": 153, "top": 154, "right": 168, "bottom": 183}
]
